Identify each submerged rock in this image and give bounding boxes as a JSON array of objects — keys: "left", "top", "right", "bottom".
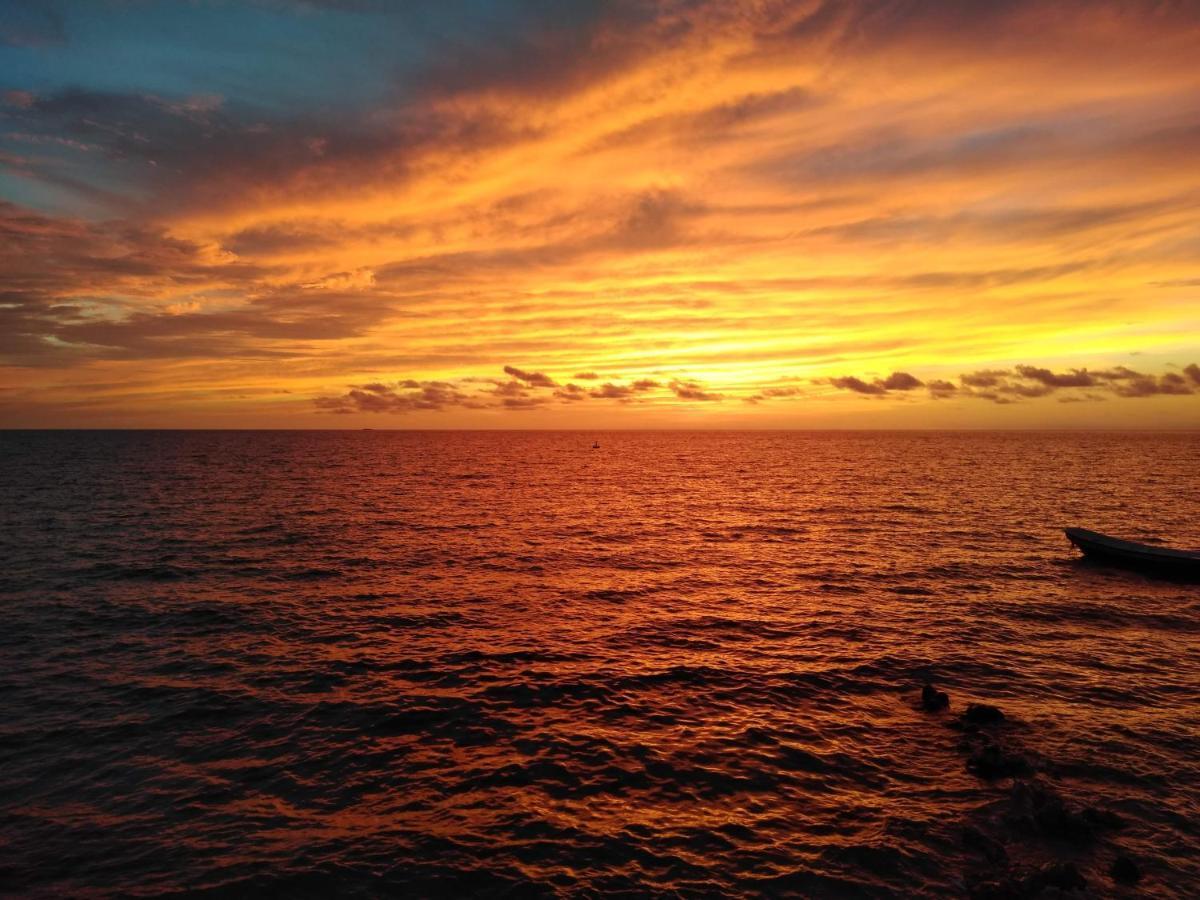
[
  {"left": 921, "top": 682, "right": 950, "bottom": 711},
  {"left": 1082, "top": 806, "right": 1126, "bottom": 831},
  {"left": 962, "top": 825, "right": 1008, "bottom": 865},
  {"left": 1110, "top": 854, "right": 1141, "bottom": 884},
  {"left": 968, "top": 861, "right": 1087, "bottom": 899},
  {"left": 1008, "top": 780, "right": 1101, "bottom": 844},
  {"left": 966, "top": 876, "right": 1014, "bottom": 900},
  {"left": 1033, "top": 797, "right": 1093, "bottom": 843},
  {"left": 1027, "top": 861, "right": 1087, "bottom": 893},
  {"left": 962, "top": 703, "right": 1006, "bottom": 726},
  {"left": 967, "top": 742, "right": 1030, "bottom": 779}
]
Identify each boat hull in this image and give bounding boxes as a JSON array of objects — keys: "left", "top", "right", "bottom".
[{"left": 1065, "top": 527, "right": 1200, "bottom": 578}]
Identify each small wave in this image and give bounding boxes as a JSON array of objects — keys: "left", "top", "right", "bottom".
[
  {"left": 582, "top": 587, "right": 651, "bottom": 603},
  {"left": 73, "top": 561, "right": 193, "bottom": 581},
  {"left": 363, "top": 611, "right": 468, "bottom": 629},
  {"left": 279, "top": 567, "right": 344, "bottom": 581}
]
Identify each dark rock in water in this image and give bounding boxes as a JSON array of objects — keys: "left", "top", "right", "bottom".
[
  {"left": 1033, "top": 797, "right": 1093, "bottom": 843},
  {"left": 968, "top": 861, "right": 1087, "bottom": 899},
  {"left": 921, "top": 682, "right": 950, "bottom": 711},
  {"left": 1082, "top": 805, "right": 1126, "bottom": 830},
  {"left": 967, "top": 742, "right": 1030, "bottom": 779},
  {"left": 962, "top": 825, "right": 1008, "bottom": 865},
  {"left": 1027, "top": 861, "right": 1087, "bottom": 893},
  {"left": 963, "top": 703, "right": 1006, "bottom": 725},
  {"left": 1110, "top": 854, "right": 1141, "bottom": 884},
  {"left": 1009, "top": 780, "right": 1096, "bottom": 843},
  {"left": 966, "top": 876, "right": 1013, "bottom": 900}
]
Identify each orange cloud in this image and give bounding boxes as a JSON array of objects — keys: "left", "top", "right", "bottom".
[{"left": 2, "top": 1, "right": 1199, "bottom": 427}]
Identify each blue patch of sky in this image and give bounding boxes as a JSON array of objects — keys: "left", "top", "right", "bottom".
[
  {"left": 2, "top": 1, "right": 606, "bottom": 112},
  {"left": 0, "top": 170, "right": 71, "bottom": 211},
  {"left": 1, "top": 1, "right": 427, "bottom": 114},
  {"left": 0, "top": 0, "right": 605, "bottom": 213}
]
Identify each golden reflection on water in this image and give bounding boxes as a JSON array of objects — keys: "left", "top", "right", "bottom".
[{"left": 0, "top": 431, "right": 1198, "bottom": 895}]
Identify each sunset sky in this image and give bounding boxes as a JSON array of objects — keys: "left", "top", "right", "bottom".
[{"left": 2, "top": 0, "right": 1199, "bottom": 428}]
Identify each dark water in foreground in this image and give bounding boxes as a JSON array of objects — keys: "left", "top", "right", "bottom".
[{"left": 1, "top": 430, "right": 1199, "bottom": 898}]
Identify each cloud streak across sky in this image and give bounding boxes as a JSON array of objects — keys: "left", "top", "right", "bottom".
[{"left": 1, "top": 0, "right": 1199, "bottom": 427}]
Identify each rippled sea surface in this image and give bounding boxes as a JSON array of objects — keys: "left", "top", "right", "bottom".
[{"left": 2, "top": 430, "right": 1199, "bottom": 898}]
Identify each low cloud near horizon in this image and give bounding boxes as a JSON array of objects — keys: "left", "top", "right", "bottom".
[
  {"left": 824, "top": 364, "right": 1200, "bottom": 405},
  {"left": 310, "top": 362, "right": 1200, "bottom": 415}
]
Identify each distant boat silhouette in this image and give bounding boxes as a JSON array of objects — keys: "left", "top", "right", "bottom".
[
  {"left": 592, "top": 441, "right": 600, "bottom": 449},
  {"left": 1065, "top": 527, "right": 1200, "bottom": 577}
]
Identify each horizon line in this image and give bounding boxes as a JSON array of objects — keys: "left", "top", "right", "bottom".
[{"left": 3, "top": 426, "right": 1198, "bottom": 434}]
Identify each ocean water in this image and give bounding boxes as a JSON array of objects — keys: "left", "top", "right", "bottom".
[{"left": 1, "top": 430, "right": 1198, "bottom": 898}]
